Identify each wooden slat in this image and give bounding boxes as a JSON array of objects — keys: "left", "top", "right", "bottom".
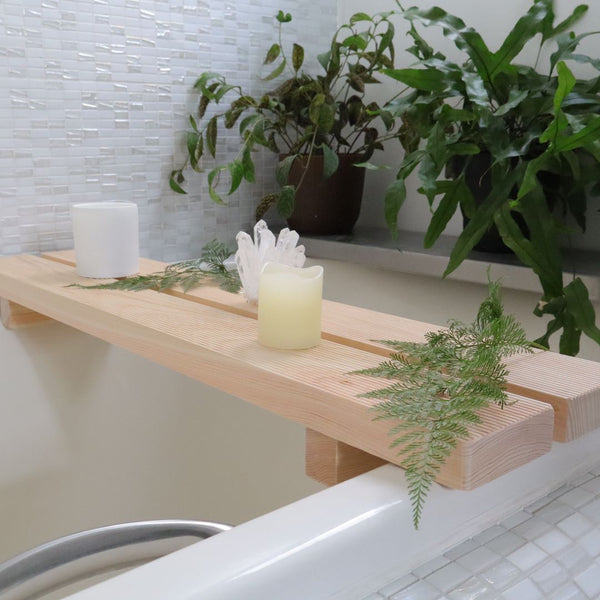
[
  {"left": 0, "top": 298, "right": 51, "bottom": 328},
  {"left": 0, "top": 254, "right": 554, "bottom": 491},
  {"left": 40, "top": 250, "right": 600, "bottom": 444},
  {"left": 504, "top": 351, "right": 600, "bottom": 442}
]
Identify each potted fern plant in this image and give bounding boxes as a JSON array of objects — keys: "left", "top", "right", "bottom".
[
  {"left": 169, "top": 10, "right": 403, "bottom": 235},
  {"left": 381, "top": 0, "right": 600, "bottom": 356}
]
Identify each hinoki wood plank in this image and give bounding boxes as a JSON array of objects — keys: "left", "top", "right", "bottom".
[
  {"left": 305, "top": 429, "right": 387, "bottom": 485},
  {"left": 0, "top": 298, "right": 51, "bottom": 329},
  {"left": 39, "top": 250, "right": 600, "bottom": 443},
  {"left": 0, "top": 254, "right": 554, "bottom": 491}
]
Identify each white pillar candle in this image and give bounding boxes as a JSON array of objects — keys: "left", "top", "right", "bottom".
[
  {"left": 71, "top": 202, "right": 139, "bottom": 278},
  {"left": 258, "top": 262, "right": 323, "bottom": 350}
]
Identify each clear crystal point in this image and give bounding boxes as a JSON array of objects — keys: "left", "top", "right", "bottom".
[{"left": 234, "top": 220, "right": 306, "bottom": 303}]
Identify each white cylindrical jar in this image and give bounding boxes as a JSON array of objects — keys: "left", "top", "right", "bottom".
[
  {"left": 258, "top": 262, "right": 323, "bottom": 350},
  {"left": 71, "top": 202, "right": 139, "bottom": 278}
]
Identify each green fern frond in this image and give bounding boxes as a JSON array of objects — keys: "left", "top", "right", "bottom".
[
  {"left": 70, "top": 240, "right": 241, "bottom": 294},
  {"left": 357, "top": 278, "right": 534, "bottom": 529}
]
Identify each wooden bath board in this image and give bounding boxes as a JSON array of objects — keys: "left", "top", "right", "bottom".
[{"left": 0, "top": 251, "right": 595, "bottom": 489}]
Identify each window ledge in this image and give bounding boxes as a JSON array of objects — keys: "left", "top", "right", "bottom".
[{"left": 301, "top": 226, "right": 600, "bottom": 301}]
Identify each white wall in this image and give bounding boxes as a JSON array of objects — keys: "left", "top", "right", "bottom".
[
  {"left": 0, "top": 320, "right": 324, "bottom": 561},
  {"left": 338, "top": 0, "right": 600, "bottom": 250}
]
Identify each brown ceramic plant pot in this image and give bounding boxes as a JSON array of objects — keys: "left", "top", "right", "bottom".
[{"left": 284, "top": 154, "right": 365, "bottom": 236}]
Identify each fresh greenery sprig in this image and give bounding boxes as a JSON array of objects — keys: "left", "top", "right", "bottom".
[
  {"left": 355, "top": 280, "right": 533, "bottom": 528},
  {"left": 71, "top": 241, "right": 241, "bottom": 294}
]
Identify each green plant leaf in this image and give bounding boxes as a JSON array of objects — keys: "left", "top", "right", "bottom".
[
  {"left": 444, "top": 167, "right": 521, "bottom": 277},
  {"left": 264, "top": 43, "right": 281, "bottom": 65},
  {"left": 292, "top": 43, "right": 304, "bottom": 72},
  {"left": 424, "top": 178, "right": 469, "bottom": 248},
  {"left": 206, "top": 116, "right": 218, "bottom": 158},
  {"left": 276, "top": 154, "right": 297, "bottom": 187},
  {"left": 494, "top": 201, "right": 563, "bottom": 298},
  {"left": 559, "top": 313, "right": 581, "bottom": 356},
  {"left": 384, "top": 179, "right": 407, "bottom": 238},
  {"left": 403, "top": 7, "right": 496, "bottom": 87},
  {"left": 263, "top": 59, "right": 286, "bottom": 81},
  {"left": 342, "top": 34, "right": 368, "bottom": 51},
  {"left": 494, "top": 89, "right": 529, "bottom": 116},
  {"left": 349, "top": 12, "right": 372, "bottom": 25},
  {"left": 276, "top": 10, "right": 292, "bottom": 23},
  {"left": 564, "top": 278, "right": 600, "bottom": 345},
  {"left": 545, "top": 4, "right": 588, "bottom": 42},
  {"left": 321, "top": 144, "right": 339, "bottom": 178},
  {"left": 309, "top": 94, "right": 335, "bottom": 132},
  {"left": 186, "top": 132, "right": 203, "bottom": 172},
  {"left": 277, "top": 184, "right": 296, "bottom": 217},
  {"left": 169, "top": 170, "right": 187, "bottom": 194},
  {"left": 228, "top": 160, "right": 244, "bottom": 195},
  {"left": 490, "top": 0, "right": 548, "bottom": 77},
  {"left": 383, "top": 68, "right": 447, "bottom": 91},
  {"left": 317, "top": 49, "right": 331, "bottom": 72},
  {"left": 207, "top": 166, "right": 227, "bottom": 205},
  {"left": 241, "top": 145, "right": 255, "bottom": 183}
]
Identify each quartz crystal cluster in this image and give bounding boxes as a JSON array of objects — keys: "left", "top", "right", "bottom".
[{"left": 235, "top": 220, "right": 306, "bottom": 303}]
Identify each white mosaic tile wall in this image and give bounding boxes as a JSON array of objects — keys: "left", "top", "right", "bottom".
[{"left": 0, "top": 0, "right": 336, "bottom": 261}]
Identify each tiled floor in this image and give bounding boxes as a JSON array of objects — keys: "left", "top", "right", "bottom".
[{"left": 364, "top": 466, "right": 600, "bottom": 600}]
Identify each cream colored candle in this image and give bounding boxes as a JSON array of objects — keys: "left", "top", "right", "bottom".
[
  {"left": 258, "top": 262, "right": 324, "bottom": 350},
  {"left": 71, "top": 202, "right": 139, "bottom": 278}
]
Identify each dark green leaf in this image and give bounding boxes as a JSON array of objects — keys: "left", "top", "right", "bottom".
[
  {"left": 349, "top": 12, "right": 372, "bottom": 25},
  {"left": 403, "top": 7, "right": 496, "bottom": 87},
  {"left": 276, "top": 154, "right": 297, "bottom": 187},
  {"left": 564, "top": 278, "right": 600, "bottom": 345},
  {"left": 241, "top": 145, "right": 255, "bottom": 183},
  {"left": 383, "top": 68, "right": 447, "bottom": 91},
  {"left": 292, "top": 43, "right": 304, "bottom": 72},
  {"left": 342, "top": 34, "right": 368, "bottom": 50},
  {"left": 277, "top": 185, "right": 296, "bottom": 217},
  {"left": 169, "top": 170, "right": 187, "bottom": 194},
  {"left": 444, "top": 167, "right": 520, "bottom": 277},
  {"left": 559, "top": 314, "right": 581, "bottom": 356},
  {"left": 206, "top": 116, "right": 218, "bottom": 158},
  {"left": 424, "top": 179, "right": 469, "bottom": 248},
  {"left": 546, "top": 4, "right": 588, "bottom": 41},
  {"left": 264, "top": 43, "right": 281, "bottom": 65},
  {"left": 384, "top": 179, "right": 407, "bottom": 238},
  {"left": 276, "top": 10, "right": 292, "bottom": 23},
  {"left": 490, "top": 1, "right": 548, "bottom": 78},
  {"left": 317, "top": 49, "right": 331, "bottom": 72},
  {"left": 207, "top": 166, "right": 226, "bottom": 205},
  {"left": 186, "top": 132, "right": 203, "bottom": 172},
  {"left": 263, "top": 59, "right": 286, "bottom": 81},
  {"left": 228, "top": 160, "right": 244, "bottom": 195},
  {"left": 321, "top": 144, "right": 339, "bottom": 178}
]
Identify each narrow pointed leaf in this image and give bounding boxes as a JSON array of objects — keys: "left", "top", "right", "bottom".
[
  {"left": 276, "top": 154, "right": 297, "bottom": 187},
  {"left": 292, "top": 43, "right": 304, "bottom": 72},
  {"left": 277, "top": 185, "right": 296, "bottom": 217},
  {"left": 564, "top": 278, "right": 600, "bottom": 344},
  {"left": 321, "top": 144, "right": 339, "bottom": 178},
  {"left": 384, "top": 179, "right": 407, "bottom": 238},
  {"left": 264, "top": 43, "right": 281, "bottom": 65},
  {"left": 424, "top": 178, "right": 468, "bottom": 248},
  {"left": 228, "top": 160, "right": 244, "bottom": 195},
  {"left": 383, "top": 68, "right": 447, "bottom": 91},
  {"left": 263, "top": 59, "right": 286, "bottom": 81}
]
